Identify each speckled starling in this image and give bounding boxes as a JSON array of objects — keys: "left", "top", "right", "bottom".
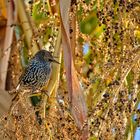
[{"left": 16, "top": 50, "right": 59, "bottom": 91}]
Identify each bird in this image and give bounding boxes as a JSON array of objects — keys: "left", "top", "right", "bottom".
[{"left": 16, "top": 50, "right": 59, "bottom": 92}]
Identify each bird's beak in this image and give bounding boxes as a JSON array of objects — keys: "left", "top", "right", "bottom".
[{"left": 52, "top": 59, "right": 60, "bottom": 64}]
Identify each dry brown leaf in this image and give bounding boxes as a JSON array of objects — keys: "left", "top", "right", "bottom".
[
  {"left": 0, "top": 1, "right": 14, "bottom": 89},
  {"left": 60, "top": 0, "right": 88, "bottom": 139}
]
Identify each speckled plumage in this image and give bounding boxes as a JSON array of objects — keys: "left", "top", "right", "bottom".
[{"left": 17, "top": 50, "right": 59, "bottom": 91}]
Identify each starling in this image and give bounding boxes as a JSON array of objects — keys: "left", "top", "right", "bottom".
[{"left": 16, "top": 50, "right": 59, "bottom": 91}]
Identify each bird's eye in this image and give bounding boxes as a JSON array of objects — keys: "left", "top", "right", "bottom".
[{"left": 48, "top": 59, "right": 52, "bottom": 61}]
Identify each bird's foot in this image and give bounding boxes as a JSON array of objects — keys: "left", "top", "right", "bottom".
[
  {"left": 29, "top": 89, "right": 49, "bottom": 97},
  {"left": 40, "top": 89, "right": 49, "bottom": 97}
]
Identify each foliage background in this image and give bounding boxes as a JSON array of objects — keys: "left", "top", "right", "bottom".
[{"left": 0, "top": 0, "right": 140, "bottom": 139}]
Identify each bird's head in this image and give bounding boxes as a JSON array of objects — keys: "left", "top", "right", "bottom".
[{"left": 35, "top": 50, "right": 60, "bottom": 64}]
